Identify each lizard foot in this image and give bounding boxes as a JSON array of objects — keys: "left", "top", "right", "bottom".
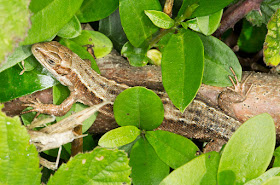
[
  {"left": 22, "top": 98, "right": 44, "bottom": 116},
  {"left": 218, "top": 68, "right": 253, "bottom": 118},
  {"left": 227, "top": 67, "right": 253, "bottom": 98}
]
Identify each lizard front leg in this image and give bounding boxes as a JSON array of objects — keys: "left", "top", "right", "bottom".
[
  {"left": 22, "top": 91, "right": 78, "bottom": 116},
  {"left": 218, "top": 68, "right": 252, "bottom": 118}
]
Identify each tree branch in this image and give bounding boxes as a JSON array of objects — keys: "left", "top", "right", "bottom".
[{"left": 214, "top": 0, "right": 264, "bottom": 37}]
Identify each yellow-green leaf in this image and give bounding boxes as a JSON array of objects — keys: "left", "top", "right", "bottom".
[
  {"left": 0, "top": 105, "right": 41, "bottom": 184},
  {"left": 0, "top": 0, "right": 30, "bottom": 67},
  {"left": 144, "top": 10, "right": 175, "bottom": 29},
  {"left": 263, "top": 8, "right": 280, "bottom": 66}
]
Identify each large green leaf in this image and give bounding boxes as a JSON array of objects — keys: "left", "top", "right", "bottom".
[
  {"left": 99, "top": 8, "right": 128, "bottom": 51},
  {"left": 178, "top": 0, "right": 232, "bottom": 18},
  {"left": 161, "top": 29, "right": 204, "bottom": 112},
  {"left": 246, "top": 0, "right": 280, "bottom": 26},
  {"left": 0, "top": 105, "right": 41, "bottom": 184},
  {"left": 263, "top": 9, "right": 280, "bottom": 67},
  {"left": 70, "top": 30, "right": 113, "bottom": 59},
  {"left": 48, "top": 147, "right": 131, "bottom": 184},
  {"left": 0, "top": 0, "right": 30, "bottom": 66},
  {"left": 130, "top": 137, "right": 169, "bottom": 185},
  {"left": 198, "top": 34, "right": 242, "bottom": 87},
  {"left": 113, "top": 87, "right": 164, "bottom": 130},
  {"left": 218, "top": 113, "right": 276, "bottom": 184},
  {"left": 76, "top": 0, "right": 118, "bottom": 23},
  {"left": 99, "top": 126, "right": 141, "bottom": 148},
  {"left": 0, "top": 64, "right": 58, "bottom": 102},
  {"left": 160, "top": 152, "right": 220, "bottom": 185},
  {"left": 119, "top": 0, "right": 162, "bottom": 47},
  {"left": 23, "top": 0, "right": 83, "bottom": 45},
  {"left": 146, "top": 130, "right": 199, "bottom": 169}
]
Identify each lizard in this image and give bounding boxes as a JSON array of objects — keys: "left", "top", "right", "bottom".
[{"left": 23, "top": 41, "right": 258, "bottom": 152}]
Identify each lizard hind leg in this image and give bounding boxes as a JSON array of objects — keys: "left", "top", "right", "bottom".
[{"left": 21, "top": 92, "right": 77, "bottom": 117}]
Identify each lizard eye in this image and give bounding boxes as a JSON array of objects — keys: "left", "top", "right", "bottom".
[{"left": 47, "top": 59, "right": 55, "bottom": 65}]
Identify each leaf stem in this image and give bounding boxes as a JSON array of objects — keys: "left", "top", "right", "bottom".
[{"left": 149, "top": 3, "right": 199, "bottom": 47}]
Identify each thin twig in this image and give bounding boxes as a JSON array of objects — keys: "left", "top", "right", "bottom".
[{"left": 163, "top": 0, "right": 174, "bottom": 17}]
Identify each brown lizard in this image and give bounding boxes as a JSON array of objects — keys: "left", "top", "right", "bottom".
[
  {"left": 21, "top": 41, "right": 279, "bottom": 151},
  {"left": 22, "top": 41, "right": 245, "bottom": 151}
]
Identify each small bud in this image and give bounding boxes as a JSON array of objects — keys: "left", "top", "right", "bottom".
[{"left": 147, "top": 49, "right": 162, "bottom": 66}]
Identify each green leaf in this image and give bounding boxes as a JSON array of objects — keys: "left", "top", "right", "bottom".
[
  {"left": 245, "top": 167, "right": 280, "bottom": 185},
  {"left": 119, "top": 0, "right": 162, "bottom": 47},
  {"left": 198, "top": 34, "right": 242, "bottom": 87},
  {"left": 60, "top": 39, "right": 100, "bottom": 73},
  {"left": 121, "top": 42, "right": 149, "bottom": 67},
  {"left": 23, "top": 0, "right": 83, "bottom": 45},
  {"left": 114, "top": 87, "right": 164, "bottom": 130},
  {"left": 186, "top": 9, "right": 223, "bottom": 36},
  {"left": 144, "top": 10, "right": 175, "bottom": 29},
  {"left": 218, "top": 113, "right": 276, "bottom": 184},
  {"left": 160, "top": 151, "right": 220, "bottom": 185},
  {"left": 0, "top": 64, "right": 58, "bottom": 103},
  {"left": 0, "top": 45, "right": 32, "bottom": 73},
  {"left": 246, "top": 0, "right": 280, "bottom": 27},
  {"left": 263, "top": 9, "right": 280, "bottom": 67},
  {"left": 274, "top": 146, "right": 280, "bottom": 167},
  {"left": 76, "top": 0, "right": 118, "bottom": 23},
  {"left": 99, "top": 8, "right": 128, "bottom": 52},
  {"left": 130, "top": 137, "right": 169, "bottom": 185},
  {"left": 99, "top": 126, "right": 141, "bottom": 148},
  {"left": 57, "top": 16, "right": 82, "bottom": 39},
  {"left": 161, "top": 29, "right": 204, "bottom": 112},
  {"left": 146, "top": 130, "right": 199, "bottom": 169},
  {"left": 48, "top": 147, "right": 131, "bottom": 185},
  {"left": 0, "top": 105, "right": 41, "bottom": 184},
  {"left": 262, "top": 176, "right": 280, "bottom": 185},
  {"left": 0, "top": 0, "right": 30, "bottom": 66},
  {"left": 53, "top": 84, "right": 98, "bottom": 133},
  {"left": 178, "top": 0, "right": 232, "bottom": 18},
  {"left": 182, "top": 19, "right": 200, "bottom": 32},
  {"left": 70, "top": 30, "right": 113, "bottom": 59},
  {"left": 238, "top": 19, "right": 267, "bottom": 53}
]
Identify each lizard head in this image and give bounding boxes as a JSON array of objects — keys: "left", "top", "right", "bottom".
[{"left": 31, "top": 41, "right": 76, "bottom": 86}]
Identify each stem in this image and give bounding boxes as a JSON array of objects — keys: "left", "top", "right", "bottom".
[
  {"left": 163, "top": 0, "right": 174, "bottom": 17},
  {"left": 149, "top": 3, "right": 199, "bottom": 47},
  {"left": 71, "top": 125, "right": 83, "bottom": 156},
  {"left": 149, "top": 28, "right": 175, "bottom": 47}
]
